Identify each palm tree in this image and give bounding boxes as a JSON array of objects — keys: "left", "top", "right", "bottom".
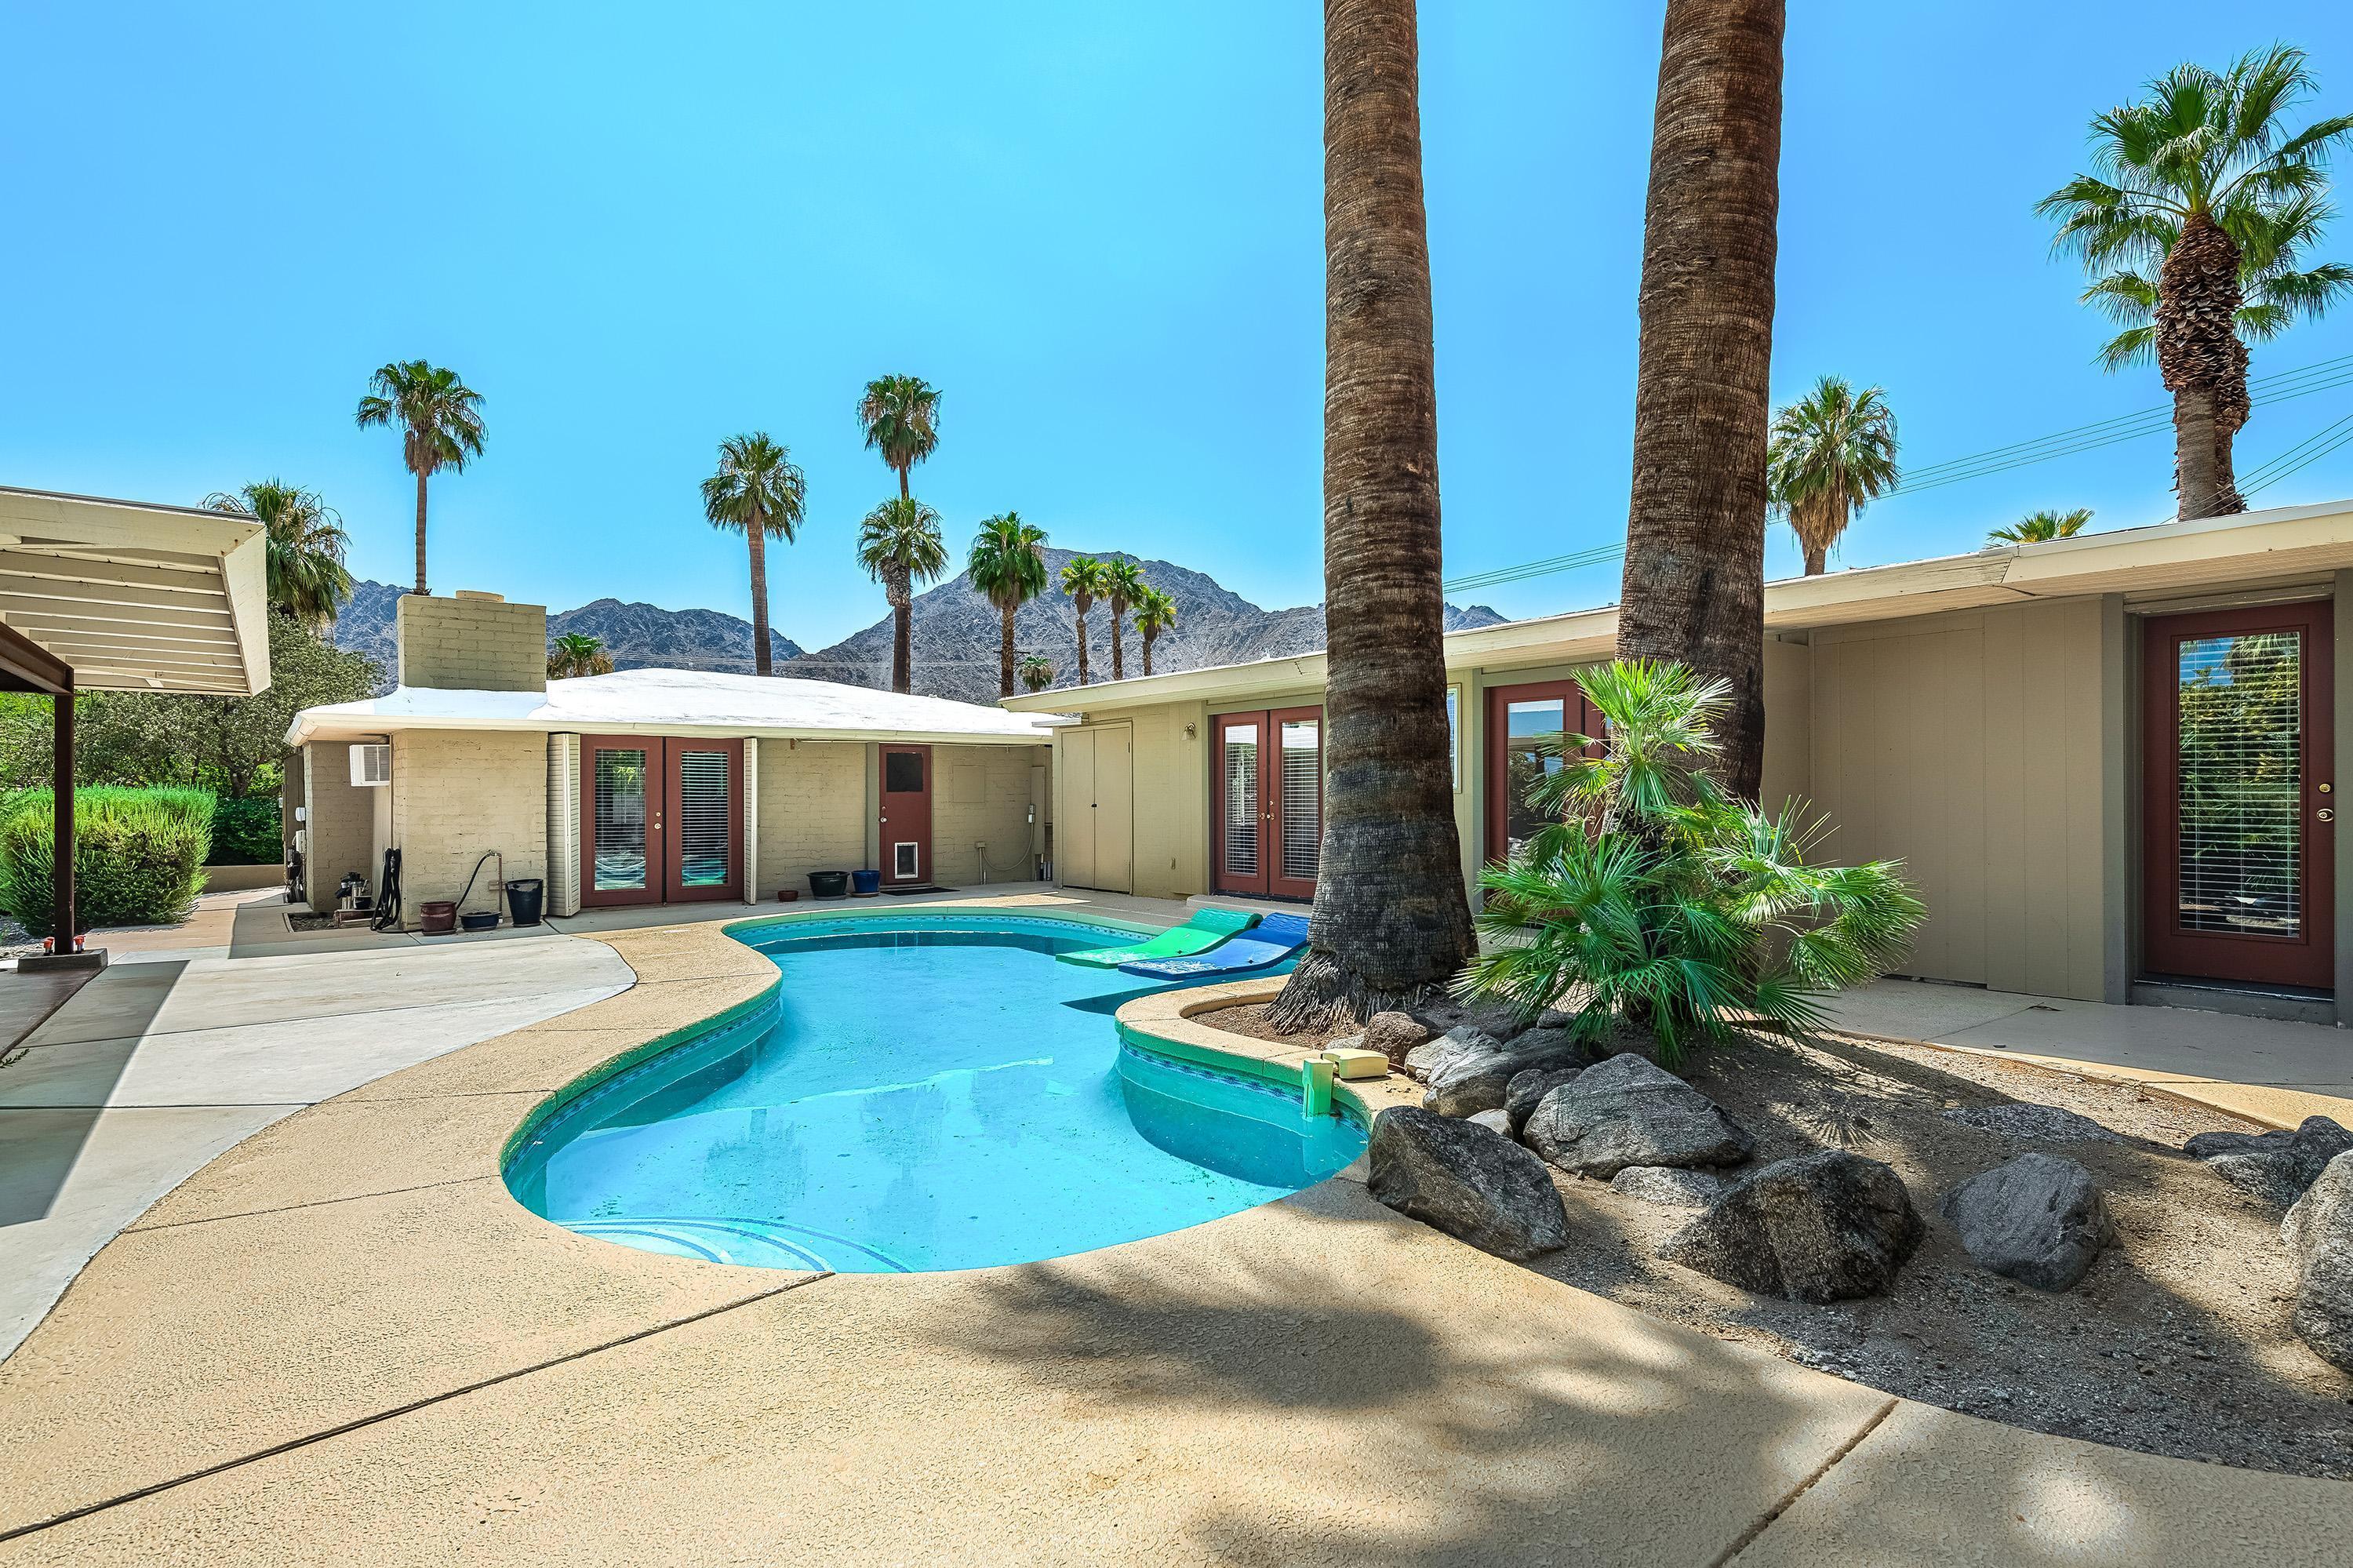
[
  {"left": 1613, "top": 0, "right": 1785, "bottom": 802},
  {"left": 856, "top": 375, "right": 942, "bottom": 500},
  {"left": 1766, "top": 377, "right": 1900, "bottom": 576},
  {"left": 1016, "top": 653, "right": 1054, "bottom": 693},
  {"left": 353, "top": 360, "right": 486, "bottom": 597},
  {"left": 1059, "top": 555, "right": 1110, "bottom": 686},
  {"left": 1267, "top": 0, "right": 1475, "bottom": 1030},
  {"left": 967, "top": 512, "right": 1050, "bottom": 698},
  {"left": 202, "top": 480, "right": 353, "bottom": 631},
  {"left": 1988, "top": 507, "right": 2094, "bottom": 544},
  {"left": 547, "top": 632, "right": 614, "bottom": 678},
  {"left": 2039, "top": 46, "right": 2353, "bottom": 520},
  {"left": 856, "top": 496, "right": 947, "bottom": 693},
  {"left": 1134, "top": 587, "right": 1180, "bottom": 677},
  {"left": 700, "top": 433, "right": 806, "bottom": 676},
  {"left": 1100, "top": 559, "right": 1146, "bottom": 682}
]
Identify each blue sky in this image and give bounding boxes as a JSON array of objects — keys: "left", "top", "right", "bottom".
[{"left": 5, "top": 2, "right": 2352, "bottom": 647}]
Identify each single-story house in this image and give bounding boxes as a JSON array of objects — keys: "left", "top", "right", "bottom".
[
  {"left": 285, "top": 591, "right": 1055, "bottom": 924},
  {"left": 1002, "top": 498, "right": 2353, "bottom": 1027}
]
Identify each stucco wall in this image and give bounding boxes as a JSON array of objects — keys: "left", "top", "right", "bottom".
[
  {"left": 389, "top": 729, "right": 549, "bottom": 924},
  {"left": 300, "top": 740, "right": 378, "bottom": 913},
  {"left": 754, "top": 737, "right": 867, "bottom": 897},
  {"left": 932, "top": 744, "right": 1051, "bottom": 885},
  {"left": 1807, "top": 598, "right": 2125, "bottom": 1002}
]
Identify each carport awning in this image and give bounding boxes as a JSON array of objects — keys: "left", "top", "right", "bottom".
[{"left": 0, "top": 486, "right": 271, "bottom": 695}]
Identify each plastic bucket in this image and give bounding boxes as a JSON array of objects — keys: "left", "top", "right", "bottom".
[
  {"left": 808, "top": 871, "right": 849, "bottom": 900},
  {"left": 506, "top": 878, "right": 545, "bottom": 926},
  {"left": 419, "top": 900, "right": 457, "bottom": 934},
  {"left": 849, "top": 869, "right": 882, "bottom": 896}
]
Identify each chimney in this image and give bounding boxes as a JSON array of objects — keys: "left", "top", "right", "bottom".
[{"left": 395, "top": 591, "right": 547, "bottom": 692}]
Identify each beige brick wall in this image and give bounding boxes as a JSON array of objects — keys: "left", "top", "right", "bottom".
[
  {"left": 390, "top": 729, "right": 549, "bottom": 924},
  {"left": 933, "top": 744, "right": 1049, "bottom": 885},
  {"left": 301, "top": 740, "right": 379, "bottom": 912},
  {"left": 754, "top": 738, "right": 867, "bottom": 896},
  {"left": 396, "top": 593, "right": 547, "bottom": 692}
]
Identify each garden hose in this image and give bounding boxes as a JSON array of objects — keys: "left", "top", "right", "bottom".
[{"left": 371, "top": 847, "right": 402, "bottom": 933}]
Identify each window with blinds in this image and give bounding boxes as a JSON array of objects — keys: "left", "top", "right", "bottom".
[
  {"left": 593, "top": 748, "right": 649, "bottom": 892},
  {"left": 2176, "top": 631, "right": 2302, "bottom": 937},
  {"left": 1223, "top": 722, "right": 1260, "bottom": 877},
  {"left": 1502, "top": 698, "right": 1567, "bottom": 860},
  {"left": 1279, "top": 715, "right": 1320, "bottom": 882},
  {"left": 674, "top": 748, "right": 733, "bottom": 889}
]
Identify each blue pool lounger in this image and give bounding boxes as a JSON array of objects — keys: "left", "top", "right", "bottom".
[
  {"left": 1056, "top": 908, "right": 1260, "bottom": 969},
  {"left": 1118, "top": 911, "right": 1312, "bottom": 980}
]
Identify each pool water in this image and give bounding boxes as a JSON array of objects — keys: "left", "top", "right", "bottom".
[{"left": 503, "top": 915, "right": 1364, "bottom": 1273}]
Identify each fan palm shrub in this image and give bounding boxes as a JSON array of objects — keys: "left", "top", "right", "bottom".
[
  {"left": 202, "top": 481, "right": 353, "bottom": 630},
  {"left": 1016, "top": 653, "right": 1054, "bottom": 693},
  {"left": 1458, "top": 660, "right": 1922, "bottom": 1065},
  {"left": 701, "top": 433, "right": 806, "bottom": 675},
  {"left": 857, "top": 497, "right": 947, "bottom": 693},
  {"left": 354, "top": 361, "right": 486, "bottom": 596},
  {"left": 968, "top": 512, "right": 1049, "bottom": 697},
  {"left": 1059, "top": 556, "right": 1109, "bottom": 686},
  {"left": 1988, "top": 508, "right": 2094, "bottom": 544},
  {"left": 1766, "top": 377, "right": 1900, "bottom": 576},
  {"left": 547, "top": 632, "right": 614, "bottom": 678},
  {"left": 2039, "top": 45, "right": 2353, "bottom": 519},
  {"left": 1134, "top": 587, "right": 1179, "bottom": 676}
]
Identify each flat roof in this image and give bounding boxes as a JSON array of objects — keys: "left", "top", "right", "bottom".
[
  {"left": 286, "top": 666, "right": 1064, "bottom": 747},
  {"left": 0, "top": 485, "right": 271, "bottom": 695},
  {"left": 1003, "top": 497, "right": 2353, "bottom": 711}
]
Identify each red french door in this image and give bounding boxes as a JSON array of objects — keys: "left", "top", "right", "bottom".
[
  {"left": 879, "top": 744, "right": 934, "bottom": 887},
  {"left": 580, "top": 737, "right": 744, "bottom": 908},
  {"left": 2142, "top": 604, "right": 2334, "bottom": 988},
  {"left": 1485, "top": 681, "right": 1606, "bottom": 865},
  {"left": 1211, "top": 708, "right": 1322, "bottom": 900}
]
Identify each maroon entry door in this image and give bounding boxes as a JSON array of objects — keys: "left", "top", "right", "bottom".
[
  {"left": 879, "top": 744, "right": 933, "bottom": 887},
  {"left": 581, "top": 737, "right": 744, "bottom": 908},
  {"left": 1485, "top": 681, "right": 1606, "bottom": 865},
  {"left": 1211, "top": 708, "right": 1322, "bottom": 900},
  {"left": 2142, "top": 603, "right": 2335, "bottom": 988}
]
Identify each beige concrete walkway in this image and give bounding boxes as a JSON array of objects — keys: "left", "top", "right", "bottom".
[{"left": 0, "top": 903, "right": 2346, "bottom": 1565}]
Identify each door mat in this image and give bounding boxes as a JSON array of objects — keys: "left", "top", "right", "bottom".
[{"left": 881, "top": 883, "right": 955, "bottom": 896}]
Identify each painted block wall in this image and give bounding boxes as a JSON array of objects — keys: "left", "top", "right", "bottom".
[
  {"left": 933, "top": 744, "right": 1051, "bottom": 885},
  {"left": 395, "top": 593, "right": 547, "bottom": 693},
  {"left": 388, "top": 729, "right": 549, "bottom": 924},
  {"left": 300, "top": 740, "right": 378, "bottom": 912},
  {"left": 754, "top": 737, "right": 866, "bottom": 897}
]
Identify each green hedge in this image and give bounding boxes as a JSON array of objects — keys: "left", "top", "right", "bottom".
[
  {"left": 0, "top": 788, "right": 216, "bottom": 936},
  {"left": 209, "top": 795, "right": 284, "bottom": 866}
]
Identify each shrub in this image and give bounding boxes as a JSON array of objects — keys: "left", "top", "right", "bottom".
[
  {"left": 209, "top": 795, "right": 284, "bottom": 866},
  {"left": 1459, "top": 660, "right": 1923, "bottom": 1064},
  {"left": 0, "top": 787, "right": 216, "bottom": 935}
]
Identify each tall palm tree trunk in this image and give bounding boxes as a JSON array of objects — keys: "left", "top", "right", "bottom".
[
  {"left": 1142, "top": 631, "right": 1157, "bottom": 677},
  {"left": 1268, "top": 0, "right": 1475, "bottom": 1031},
  {"left": 1073, "top": 608, "right": 1091, "bottom": 686},
  {"left": 998, "top": 604, "right": 1017, "bottom": 697},
  {"left": 1109, "top": 610, "right": 1126, "bottom": 681},
  {"left": 2158, "top": 212, "right": 2249, "bottom": 518},
  {"left": 412, "top": 471, "right": 430, "bottom": 596},
  {"left": 1615, "top": 0, "right": 1784, "bottom": 801},
  {"left": 887, "top": 563, "right": 912, "bottom": 693},
  {"left": 747, "top": 513, "right": 773, "bottom": 677}
]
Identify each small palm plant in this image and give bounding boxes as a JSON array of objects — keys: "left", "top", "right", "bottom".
[
  {"left": 1459, "top": 660, "right": 1923, "bottom": 1064},
  {"left": 857, "top": 496, "right": 948, "bottom": 693},
  {"left": 1059, "top": 555, "right": 1110, "bottom": 686},
  {"left": 1134, "top": 586, "right": 1179, "bottom": 676},
  {"left": 203, "top": 480, "right": 353, "bottom": 631},
  {"left": 547, "top": 632, "right": 614, "bottom": 678},
  {"left": 968, "top": 512, "right": 1049, "bottom": 697},
  {"left": 1016, "top": 653, "right": 1054, "bottom": 693},
  {"left": 1766, "top": 376, "right": 1901, "bottom": 575},
  {"left": 1988, "top": 507, "right": 2094, "bottom": 544},
  {"left": 701, "top": 433, "right": 806, "bottom": 675},
  {"left": 1101, "top": 558, "right": 1145, "bottom": 681},
  {"left": 354, "top": 360, "right": 485, "bottom": 596}
]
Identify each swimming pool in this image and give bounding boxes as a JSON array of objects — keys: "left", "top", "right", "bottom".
[{"left": 503, "top": 913, "right": 1365, "bottom": 1273}]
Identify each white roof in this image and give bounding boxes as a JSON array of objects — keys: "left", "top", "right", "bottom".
[{"left": 286, "top": 667, "right": 1062, "bottom": 747}]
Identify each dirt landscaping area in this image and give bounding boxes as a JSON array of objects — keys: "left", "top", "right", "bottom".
[{"left": 1207, "top": 1002, "right": 2353, "bottom": 1481}]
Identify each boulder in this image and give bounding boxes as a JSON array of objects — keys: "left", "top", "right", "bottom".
[
  {"left": 1609, "top": 1166, "right": 1723, "bottom": 1209},
  {"left": 1422, "top": 1029, "right": 1587, "bottom": 1118},
  {"left": 1521, "top": 1053, "right": 1757, "bottom": 1178},
  {"left": 1402, "top": 1026, "right": 1497, "bottom": 1086},
  {"left": 2282, "top": 1151, "right": 2353, "bottom": 1371},
  {"left": 1505, "top": 1066, "right": 1583, "bottom": 1137},
  {"left": 1660, "top": 1150, "right": 1923, "bottom": 1302},
  {"left": 1366, "top": 1107, "right": 1571, "bottom": 1260},
  {"left": 2185, "top": 1116, "right": 2353, "bottom": 1210},
  {"left": 1941, "top": 1103, "right": 2124, "bottom": 1146},
  {"left": 1467, "top": 1108, "right": 1516, "bottom": 1140},
  {"left": 1940, "top": 1153, "right": 2115, "bottom": 1291},
  {"left": 1410, "top": 995, "right": 1536, "bottom": 1045},
  {"left": 1362, "top": 1010, "right": 1434, "bottom": 1068}
]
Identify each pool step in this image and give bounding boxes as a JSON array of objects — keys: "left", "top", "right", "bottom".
[{"left": 559, "top": 1216, "right": 911, "bottom": 1273}]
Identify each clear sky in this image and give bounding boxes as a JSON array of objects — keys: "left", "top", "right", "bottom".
[{"left": 5, "top": 2, "right": 2353, "bottom": 646}]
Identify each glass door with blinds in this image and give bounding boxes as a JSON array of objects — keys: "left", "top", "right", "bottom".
[
  {"left": 1211, "top": 707, "right": 1322, "bottom": 899},
  {"left": 1486, "top": 681, "right": 1606, "bottom": 865},
  {"left": 2142, "top": 605, "right": 2333, "bottom": 988},
  {"left": 580, "top": 737, "right": 743, "bottom": 908}
]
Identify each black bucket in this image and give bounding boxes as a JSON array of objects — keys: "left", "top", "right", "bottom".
[
  {"left": 808, "top": 870, "right": 849, "bottom": 900},
  {"left": 506, "top": 878, "right": 546, "bottom": 926}
]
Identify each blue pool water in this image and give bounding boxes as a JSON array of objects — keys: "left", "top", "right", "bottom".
[{"left": 503, "top": 915, "right": 1364, "bottom": 1272}]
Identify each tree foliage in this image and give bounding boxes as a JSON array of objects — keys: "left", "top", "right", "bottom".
[
  {"left": 203, "top": 480, "right": 355, "bottom": 630},
  {"left": 1988, "top": 507, "right": 2094, "bottom": 544},
  {"left": 1766, "top": 376, "right": 1900, "bottom": 575}
]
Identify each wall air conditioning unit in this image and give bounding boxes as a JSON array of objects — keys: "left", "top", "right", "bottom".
[{"left": 349, "top": 744, "right": 393, "bottom": 787}]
